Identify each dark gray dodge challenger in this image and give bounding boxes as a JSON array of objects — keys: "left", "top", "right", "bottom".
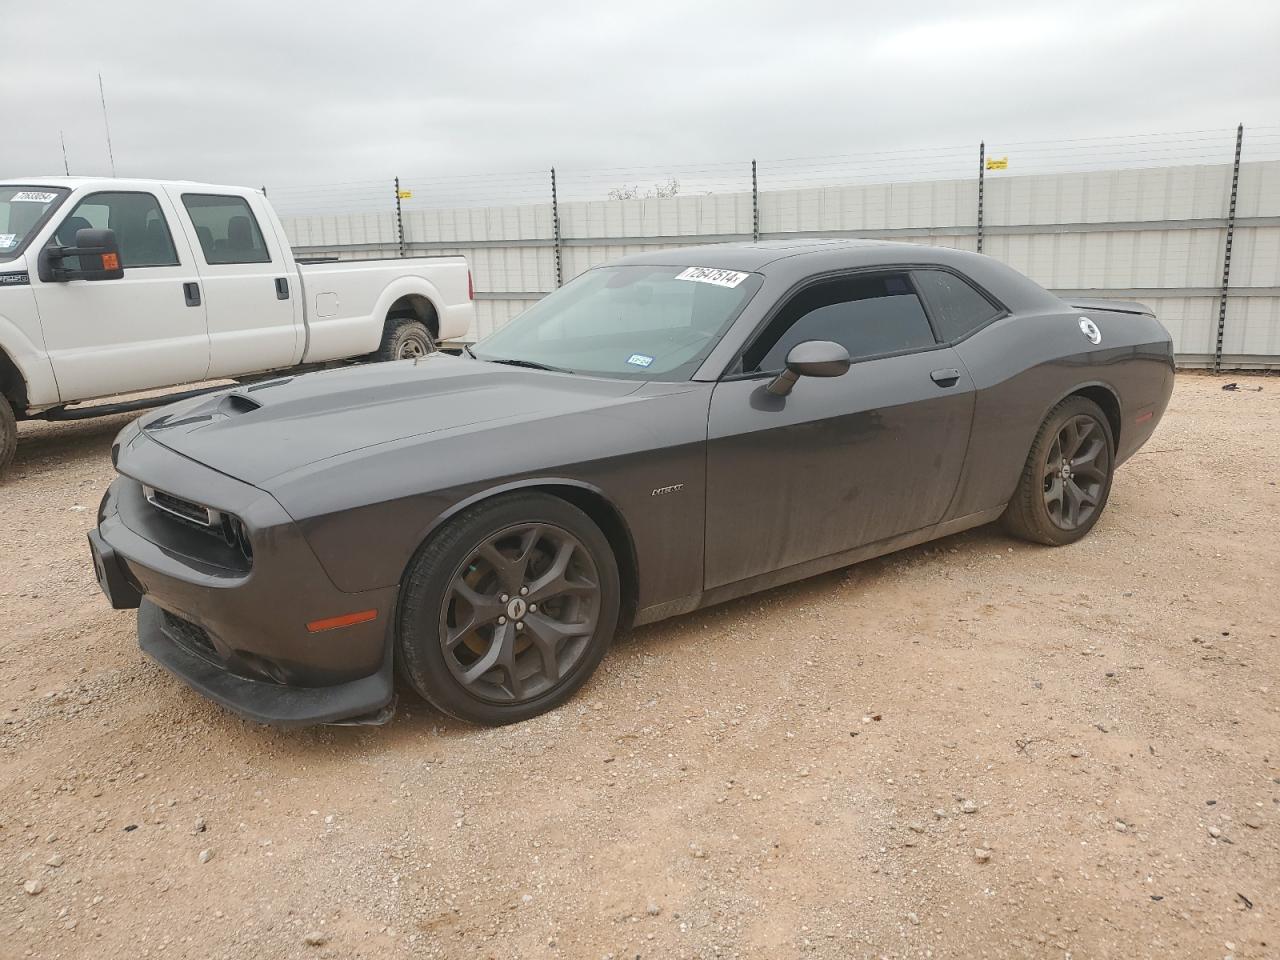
[{"left": 89, "top": 240, "right": 1174, "bottom": 727}]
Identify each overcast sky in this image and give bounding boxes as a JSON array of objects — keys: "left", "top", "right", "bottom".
[{"left": 5, "top": 0, "right": 1279, "bottom": 210}]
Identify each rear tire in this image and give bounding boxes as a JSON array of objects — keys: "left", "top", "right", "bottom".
[
  {"left": 1003, "top": 395, "right": 1115, "bottom": 546},
  {"left": 374, "top": 317, "right": 436, "bottom": 362},
  {"left": 397, "top": 493, "right": 620, "bottom": 725},
  {"left": 0, "top": 399, "right": 16, "bottom": 476}
]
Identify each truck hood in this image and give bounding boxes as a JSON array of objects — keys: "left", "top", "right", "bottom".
[{"left": 140, "top": 354, "right": 644, "bottom": 486}]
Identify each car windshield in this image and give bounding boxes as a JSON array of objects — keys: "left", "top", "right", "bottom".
[
  {"left": 0, "top": 186, "right": 69, "bottom": 262},
  {"left": 471, "top": 264, "right": 764, "bottom": 380}
]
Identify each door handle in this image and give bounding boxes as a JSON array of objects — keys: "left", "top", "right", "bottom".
[
  {"left": 183, "top": 282, "right": 201, "bottom": 307},
  {"left": 930, "top": 368, "right": 960, "bottom": 387},
  {"left": 275, "top": 277, "right": 290, "bottom": 300}
]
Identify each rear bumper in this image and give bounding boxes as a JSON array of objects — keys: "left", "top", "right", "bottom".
[{"left": 92, "top": 433, "right": 398, "bottom": 727}]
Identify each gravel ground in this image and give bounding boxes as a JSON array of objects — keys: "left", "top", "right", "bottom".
[{"left": 1, "top": 372, "right": 1277, "bottom": 960}]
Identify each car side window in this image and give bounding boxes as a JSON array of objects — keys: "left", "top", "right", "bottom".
[
  {"left": 911, "top": 269, "right": 1003, "bottom": 342},
  {"left": 181, "top": 194, "right": 271, "bottom": 264},
  {"left": 55, "top": 191, "right": 179, "bottom": 269},
  {"left": 743, "top": 272, "right": 936, "bottom": 373}
]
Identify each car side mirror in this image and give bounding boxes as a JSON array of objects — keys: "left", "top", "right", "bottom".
[
  {"left": 765, "top": 340, "right": 851, "bottom": 397},
  {"left": 39, "top": 228, "right": 124, "bottom": 283}
]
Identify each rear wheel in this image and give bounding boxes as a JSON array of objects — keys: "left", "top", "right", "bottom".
[
  {"left": 1003, "top": 395, "right": 1115, "bottom": 546},
  {"left": 397, "top": 493, "right": 620, "bottom": 725},
  {"left": 374, "top": 317, "right": 436, "bottom": 362},
  {"left": 0, "top": 399, "right": 16, "bottom": 475}
]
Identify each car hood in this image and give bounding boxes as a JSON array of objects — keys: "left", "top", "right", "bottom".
[{"left": 140, "top": 354, "right": 645, "bottom": 486}]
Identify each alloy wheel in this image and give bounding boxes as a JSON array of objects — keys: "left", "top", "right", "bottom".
[
  {"left": 1042, "top": 414, "right": 1110, "bottom": 530},
  {"left": 439, "top": 523, "right": 601, "bottom": 704}
]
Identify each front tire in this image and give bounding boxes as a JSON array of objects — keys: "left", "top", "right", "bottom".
[
  {"left": 374, "top": 317, "right": 436, "bottom": 362},
  {"left": 397, "top": 493, "right": 620, "bottom": 725},
  {"left": 0, "top": 400, "right": 17, "bottom": 476},
  {"left": 1003, "top": 395, "right": 1115, "bottom": 546}
]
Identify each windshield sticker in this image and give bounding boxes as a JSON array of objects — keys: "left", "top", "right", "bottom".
[
  {"left": 0, "top": 234, "right": 16, "bottom": 248},
  {"left": 11, "top": 191, "right": 58, "bottom": 204},
  {"left": 626, "top": 353, "right": 654, "bottom": 368},
  {"left": 675, "top": 267, "right": 749, "bottom": 288}
]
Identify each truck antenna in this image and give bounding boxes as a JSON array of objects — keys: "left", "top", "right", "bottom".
[
  {"left": 98, "top": 73, "right": 117, "bottom": 177},
  {"left": 60, "top": 130, "right": 71, "bottom": 175}
]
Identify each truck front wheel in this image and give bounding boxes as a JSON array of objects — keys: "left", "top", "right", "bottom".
[
  {"left": 375, "top": 318, "right": 436, "bottom": 362},
  {"left": 0, "top": 399, "right": 17, "bottom": 475}
]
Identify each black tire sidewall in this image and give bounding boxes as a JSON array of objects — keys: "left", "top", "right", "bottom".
[
  {"left": 1022, "top": 397, "right": 1115, "bottom": 545},
  {"left": 397, "top": 493, "right": 620, "bottom": 725},
  {"left": 378, "top": 319, "right": 435, "bottom": 362},
  {"left": 0, "top": 400, "right": 16, "bottom": 474}
]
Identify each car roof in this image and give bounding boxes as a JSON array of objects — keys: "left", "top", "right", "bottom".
[
  {"left": 609, "top": 238, "right": 1062, "bottom": 312},
  {"left": 610, "top": 238, "right": 906, "bottom": 272}
]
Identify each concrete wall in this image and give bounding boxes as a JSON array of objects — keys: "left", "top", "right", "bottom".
[{"left": 282, "top": 160, "right": 1280, "bottom": 366}]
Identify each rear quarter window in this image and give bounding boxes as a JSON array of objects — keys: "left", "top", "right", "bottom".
[{"left": 912, "top": 269, "right": 1004, "bottom": 342}]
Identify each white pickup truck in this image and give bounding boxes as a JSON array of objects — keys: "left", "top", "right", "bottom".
[{"left": 0, "top": 177, "right": 474, "bottom": 471}]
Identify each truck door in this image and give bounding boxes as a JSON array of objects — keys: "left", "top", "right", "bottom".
[
  {"left": 31, "top": 189, "right": 210, "bottom": 402},
  {"left": 169, "top": 189, "right": 302, "bottom": 378}
]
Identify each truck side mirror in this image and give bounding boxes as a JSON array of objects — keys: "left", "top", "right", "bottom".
[
  {"left": 766, "top": 340, "right": 851, "bottom": 397},
  {"left": 39, "top": 228, "right": 125, "bottom": 283}
]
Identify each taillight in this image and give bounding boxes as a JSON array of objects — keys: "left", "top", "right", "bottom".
[{"left": 467, "top": 270, "right": 474, "bottom": 301}]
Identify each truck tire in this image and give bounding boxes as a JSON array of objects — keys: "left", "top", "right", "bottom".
[
  {"left": 0, "top": 399, "right": 17, "bottom": 476},
  {"left": 374, "top": 318, "right": 436, "bottom": 362}
]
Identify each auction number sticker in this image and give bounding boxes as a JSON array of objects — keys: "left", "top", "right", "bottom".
[
  {"left": 626, "top": 353, "right": 654, "bottom": 368},
  {"left": 675, "top": 266, "right": 749, "bottom": 288},
  {"left": 0, "top": 234, "right": 16, "bottom": 248},
  {"left": 11, "top": 191, "right": 58, "bottom": 203}
]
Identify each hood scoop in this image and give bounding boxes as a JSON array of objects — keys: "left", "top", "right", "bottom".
[
  {"left": 147, "top": 391, "right": 262, "bottom": 431},
  {"left": 138, "top": 355, "right": 645, "bottom": 487}
]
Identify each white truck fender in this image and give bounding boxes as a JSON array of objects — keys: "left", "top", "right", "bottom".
[
  {"left": 0, "top": 311, "right": 61, "bottom": 410},
  {"left": 369, "top": 275, "right": 448, "bottom": 340}
]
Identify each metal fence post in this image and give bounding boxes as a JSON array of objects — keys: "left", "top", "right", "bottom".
[
  {"left": 394, "top": 176, "right": 406, "bottom": 258},
  {"left": 1213, "top": 123, "right": 1244, "bottom": 373},
  {"left": 752, "top": 159, "right": 760, "bottom": 242},
  {"left": 976, "top": 141, "right": 985, "bottom": 254},
  {"left": 551, "top": 167, "right": 563, "bottom": 288}
]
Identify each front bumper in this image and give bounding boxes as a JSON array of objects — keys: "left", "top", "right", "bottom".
[
  {"left": 137, "top": 601, "right": 394, "bottom": 727},
  {"left": 93, "top": 432, "right": 398, "bottom": 727}
]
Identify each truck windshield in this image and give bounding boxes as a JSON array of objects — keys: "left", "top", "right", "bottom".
[
  {"left": 472, "top": 265, "right": 763, "bottom": 381},
  {"left": 0, "top": 187, "right": 69, "bottom": 262}
]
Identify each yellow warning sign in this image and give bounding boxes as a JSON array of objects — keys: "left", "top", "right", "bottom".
[
  {"left": 397, "top": 190, "right": 413, "bottom": 199},
  {"left": 985, "top": 157, "right": 1008, "bottom": 171}
]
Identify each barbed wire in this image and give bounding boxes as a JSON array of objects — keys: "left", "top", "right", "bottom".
[{"left": 266, "top": 126, "right": 1280, "bottom": 217}]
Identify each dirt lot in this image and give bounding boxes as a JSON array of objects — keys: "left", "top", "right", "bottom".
[{"left": 1, "top": 373, "right": 1277, "bottom": 960}]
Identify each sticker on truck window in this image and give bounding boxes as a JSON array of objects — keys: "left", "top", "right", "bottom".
[
  {"left": 626, "top": 354, "right": 654, "bottom": 367},
  {"left": 10, "top": 192, "right": 58, "bottom": 204},
  {"left": 675, "top": 267, "right": 749, "bottom": 288},
  {"left": 0, "top": 234, "right": 16, "bottom": 248}
]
